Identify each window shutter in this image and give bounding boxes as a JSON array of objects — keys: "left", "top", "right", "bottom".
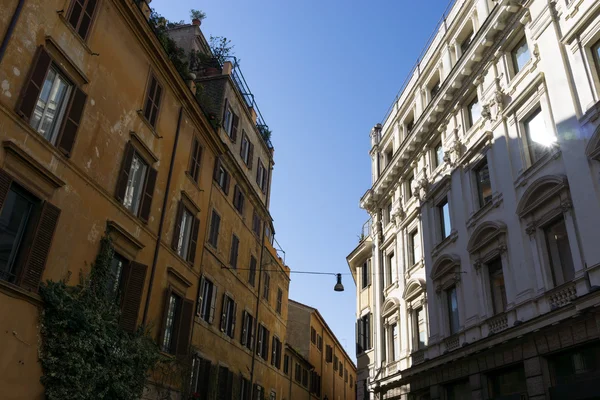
[
  {"left": 220, "top": 294, "right": 227, "bottom": 332},
  {"left": 190, "top": 138, "right": 202, "bottom": 181},
  {"left": 119, "top": 262, "right": 147, "bottom": 332},
  {"left": 139, "top": 167, "right": 157, "bottom": 222},
  {"left": 230, "top": 301, "right": 237, "bottom": 337},
  {"left": 159, "top": 288, "right": 173, "bottom": 348},
  {"left": 356, "top": 320, "right": 363, "bottom": 354},
  {"left": 226, "top": 370, "right": 234, "bottom": 400},
  {"left": 208, "top": 285, "right": 218, "bottom": 324},
  {"left": 366, "top": 314, "right": 371, "bottom": 349},
  {"left": 57, "top": 86, "right": 87, "bottom": 157},
  {"left": 0, "top": 169, "right": 13, "bottom": 212},
  {"left": 222, "top": 98, "right": 229, "bottom": 125},
  {"left": 213, "top": 157, "right": 221, "bottom": 182},
  {"left": 248, "top": 142, "right": 254, "bottom": 170},
  {"left": 265, "top": 329, "right": 270, "bottom": 360},
  {"left": 223, "top": 170, "right": 230, "bottom": 195},
  {"left": 231, "top": 113, "right": 239, "bottom": 142},
  {"left": 19, "top": 202, "right": 60, "bottom": 292},
  {"left": 171, "top": 201, "right": 184, "bottom": 251},
  {"left": 241, "top": 311, "right": 247, "bottom": 345},
  {"left": 271, "top": 337, "right": 276, "bottom": 365},
  {"left": 115, "top": 142, "right": 135, "bottom": 202},
  {"left": 240, "top": 132, "right": 246, "bottom": 158},
  {"left": 196, "top": 277, "right": 205, "bottom": 317},
  {"left": 176, "top": 298, "right": 194, "bottom": 356},
  {"left": 17, "top": 46, "right": 51, "bottom": 120},
  {"left": 188, "top": 216, "right": 200, "bottom": 264},
  {"left": 233, "top": 185, "right": 239, "bottom": 209},
  {"left": 249, "top": 317, "right": 255, "bottom": 349},
  {"left": 78, "top": 0, "right": 98, "bottom": 39}
]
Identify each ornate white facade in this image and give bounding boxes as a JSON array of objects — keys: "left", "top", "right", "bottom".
[{"left": 347, "top": 0, "right": 600, "bottom": 399}]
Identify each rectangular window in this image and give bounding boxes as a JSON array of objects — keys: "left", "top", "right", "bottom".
[
  {"left": 208, "top": 211, "right": 220, "bottom": 248},
  {"left": 30, "top": 67, "right": 73, "bottom": 144},
  {"left": 269, "top": 390, "right": 276, "bottom": 400},
  {"left": 220, "top": 294, "right": 237, "bottom": 338},
  {"left": 430, "top": 79, "right": 441, "bottom": 99},
  {"left": 326, "top": 345, "right": 333, "bottom": 362},
  {"left": 438, "top": 199, "right": 451, "bottom": 240},
  {"left": 123, "top": 153, "right": 148, "bottom": 216},
  {"left": 549, "top": 343, "right": 600, "bottom": 386},
  {"left": 302, "top": 368, "right": 309, "bottom": 387},
  {"left": 524, "top": 107, "right": 554, "bottom": 164},
  {"left": 317, "top": 334, "right": 323, "bottom": 351},
  {"left": 252, "top": 211, "right": 261, "bottom": 236},
  {"left": 229, "top": 234, "right": 239, "bottom": 268},
  {"left": 108, "top": 253, "right": 127, "bottom": 298},
  {"left": 391, "top": 323, "right": 399, "bottom": 361},
  {"left": 257, "top": 324, "right": 269, "bottom": 360},
  {"left": 253, "top": 384, "right": 264, "bottom": 400},
  {"left": 488, "top": 365, "right": 527, "bottom": 398},
  {"left": 283, "top": 354, "right": 290, "bottom": 375},
  {"left": 474, "top": 159, "right": 492, "bottom": 208},
  {"left": 544, "top": 218, "right": 575, "bottom": 287},
  {"left": 223, "top": 105, "right": 238, "bottom": 141},
  {"left": 311, "top": 326, "right": 317, "bottom": 344},
  {"left": 240, "top": 131, "right": 254, "bottom": 168},
  {"left": 357, "top": 314, "right": 371, "bottom": 353},
  {"left": 161, "top": 292, "right": 182, "bottom": 353},
  {"left": 240, "top": 311, "right": 254, "bottom": 350},
  {"left": 248, "top": 256, "right": 257, "bottom": 287},
  {"left": 385, "top": 202, "right": 393, "bottom": 226},
  {"left": 262, "top": 272, "right": 270, "bottom": 301},
  {"left": 415, "top": 307, "right": 427, "bottom": 349},
  {"left": 447, "top": 286, "right": 460, "bottom": 335},
  {"left": 408, "top": 229, "right": 420, "bottom": 266},
  {"left": 271, "top": 336, "right": 282, "bottom": 369},
  {"left": 257, "top": 160, "right": 267, "bottom": 193},
  {"left": 385, "top": 252, "right": 395, "bottom": 287},
  {"left": 593, "top": 39, "right": 600, "bottom": 80},
  {"left": 361, "top": 260, "right": 370, "bottom": 289},
  {"left": 434, "top": 141, "right": 444, "bottom": 168},
  {"left": 445, "top": 380, "right": 470, "bottom": 400},
  {"left": 197, "top": 277, "right": 217, "bottom": 324},
  {"left": 488, "top": 258, "right": 507, "bottom": 315},
  {"left": 190, "top": 356, "right": 212, "bottom": 398},
  {"left": 143, "top": 74, "right": 162, "bottom": 128},
  {"left": 213, "top": 158, "right": 230, "bottom": 194},
  {"left": 467, "top": 96, "right": 481, "bottom": 128},
  {"left": 233, "top": 185, "right": 245, "bottom": 214},
  {"left": 339, "top": 362, "right": 343, "bottom": 377},
  {"left": 188, "top": 137, "right": 203, "bottom": 183},
  {"left": 333, "top": 355, "right": 339, "bottom": 370},
  {"left": 217, "top": 366, "right": 234, "bottom": 400},
  {"left": 405, "top": 117, "right": 414, "bottom": 135},
  {"left": 276, "top": 288, "right": 283, "bottom": 314},
  {"left": 460, "top": 29, "right": 474, "bottom": 55},
  {"left": 175, "top": 206, "right": 195, "bottom": 260},
  {"left": 240, "top": 377, "right": 251, "bottom": 400},
  {"left": 295, "top": 363, "right": 301, "bottom": 382},
  {"left": 67, "top": 0, "right": 98, "bottom": 40},
  {"left": 511, "top": 36, "right": 531, "bottom": 74},
  {"left": 345, "top": 369, "right": 348, "bottom": 383},
  {"left": 407, "top": 173, "right": 415, "bottom": 198}
]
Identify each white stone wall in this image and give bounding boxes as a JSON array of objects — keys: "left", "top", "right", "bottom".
[{"left": 351, "top": 0, "right": 600, "bottom": 396}]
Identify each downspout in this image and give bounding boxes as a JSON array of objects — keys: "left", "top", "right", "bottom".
[
  {"left": 142, "top": 106, "right": 183, "bottom": 324},
  {"left": 333, "top": 346, "right": 336, "bottom": 400},
  {"left": 320, "top": 324, "right": 325, "bottom": 399},
  {"left": 0, "top": 0, "right": 25, "bottom": 64},
  {"left": 249, "top": 213, "right": 267, "bottom": 389}
]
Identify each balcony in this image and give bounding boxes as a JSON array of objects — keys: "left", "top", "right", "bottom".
[
  {"left": 487, "top": 313, "right": 509, "bottom": 334},
  {"left": 548, "top": 282, "right": 577, "bottom": 310},
  {"left": 444, "top": 335, "right": 460, "bottom": 353},
  {"left": 411, "top": 349, "right": 426, "bottom": 365}
]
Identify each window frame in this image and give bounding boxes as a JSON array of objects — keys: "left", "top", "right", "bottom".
[
  {"left": 433, "top": 140, "right": 444, "bottom": 169},
  {"left": 543, "top": 217, "right": 575, "bottom": 287},
  {"left": 276, "top": 287, "right": 283, "bottom": 315},
  {"left": 487, "top": 257, "right": 507, "bottom": 315},
  {"left": 446, "top": 285, "right": 460, "bottom": 335},
  {"left": 262, "top": 271, "right": 270, "bottom": 301},
  {"left": 474, "top": 157, "right": 492, "bottom": 209},
  {"left": 361, "top": 259, "right": 370, "bottom": 290},
  {"left": 161, "top": 290, "right": 183, "bottom": 354},
  {"left": 466, "top": 94, "right": 481, "bottom": 130},
  {"left": 522, "top": 106, "right": 553, "bottom": 166},
  {"left": 510, "top": 35, "right": 531, "bottom": 76},
  {"left": 66, "top": 0, "right": 99, "bottom": 41},
  {"left": 248, "top": 255, "right": 257, "bottom": 287},
  {"left": 413, "top": 306, "right": 427, "bottom": 350},
  {"left": 142, "top": 73, "right": 163, "bottom": 129},
  {"left": 208, "top": 210, "right": 221, "bottom": 249},
  {"left": 229, "top": 233, "right": 239, "bottom": 269},
  {"left": 220, "top": 294, "right": 237, "bottom": 338},
  {"left": 438, "top": 198, "right": 451, "bottom": 241}
]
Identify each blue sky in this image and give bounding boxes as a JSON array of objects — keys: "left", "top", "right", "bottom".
[{"left": 152, "top": 0, "right": 452, "bottom": 361}]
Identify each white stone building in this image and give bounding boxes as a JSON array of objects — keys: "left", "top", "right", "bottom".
[{"left": 347, "top": 0, "right": 600, "bottom": 399}]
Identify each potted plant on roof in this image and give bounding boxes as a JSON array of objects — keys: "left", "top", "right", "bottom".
[{"left": 190, "top": 9, "right": 206, "bottom": 26}]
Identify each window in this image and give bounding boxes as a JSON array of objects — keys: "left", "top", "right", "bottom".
[
  {"left": 240, "top": 131, "right": 254, "bottom": 168},
  {"left": 114, "top": 144, "right": 158, "bottom": 223},
  {"left": 276, "top": 288, "right": 283, "bottom": 314},
  {"left": 262, "top": 272, "right": 270, "bottom": 301},
  {"left": 222, "top": 103, "right": 239, "bottom": 141},
  {"left": 447, "top": 286, "right": 460, "bottom": 335},
  {"left": 326, "top": 345, "right": 333, "bottom": 362},
  {"left": 430, "top": 79, "right": 441, "bottom": 99},
  {"left": 350, "top": 375, "right": 353, "bottom": 389},
  {"left": 257, "top": 324, "right": 269, "bottom": 360},
  {"left": 217, "top": 366, "right": 234, "bottom": 400},
  {"left": 433, "top": 141, "right": 444, "bottom": 169},
  {"left": 414, "top": 307, "right": 427, "bottom": 349},
  {"left": 229, "top": 234, "right": 239, "bottom": 268},
  {"left": 467, "top": 96, "right": 481, "bottom": 128},
  {"left": 295, "top": 363, "right": 301, "bottom": 382},
  {"left": 208, "top": 211, "right": 220, "bottom": 248},
  {"left": 240, "top": 376, "right": 251, "bottom": 400},
  {"left": 459, "top": 28, "right": 474, "bottom": 55},
  {"left": 438, "top": 198, "right": 451, "bottom": 240},
  {"left": 233, "top": 185, "right": 245, "bottom": 214},
  {"left": 252, "top": 211, "right": 261, "bottom": 236},
  {"left": 474, "top": 159, "right": 492, "bottom": 208},
  {"left": 488, "top": 258, "right": 507, "bottom": 315},
  {"left": 188, "top": 137, "right": 203, "bottom": 183},
  {"left": 488, "top": 365, "right": 527, "bottom": 398},
  {"left": 269, "top": 390, "right": 276, "bottom": 400},
  {"left": 407, "top": 172, "right": 414, "bottom": 198},
  {"left": 391, "top": 323, "right": 399, "bottom": 361},
  {"left": 384, "top": 148, "right": 393, "bottom": 167},
  {"left": 302, "top": 368, "right": 309, "bottom": 387},
  {"left": 357, "top": 314, "right": 371, "bottom": 353},
  {"left": 549, "top": 343, "right": 600, "bottom": 386},
  {"left": 248, "top": 256, "right": 257, "bottom": 287},
  {"left": 161, "top": 291, "right": 193, "bottom": 354},
  {"left": 143, "top": 74, "right": 163, "bottom": 128},
  {"left": 524, "top": 107, "right": 554, "bottom": 164},
  {"left": 190, "top": 355, "right": 212, "bottom": 399},
  {"left": 361, "top": 260, "right": 370, "bottom": 289},
  {"left": 317, "top": 334, "right": 323, "bottom": 351},
  {"left": 257, "top": 160, "right": 267, "bottom": 193},
  {"left": 108, "top": 253, "right": 127, "bottom": 298},
  {"left": 271, "top": 336, "right": 282, "bottom": 369},
  {"left": 544, "top": 218, "right": 575, "bottom": 286},
  {"left": 283, "top": 354, "right": 290, "bottom": 375},
  {"left": 173, "top": 203, "right": 199, "bottom": 263},
  {"left": 333, "top": 355, "right": 339, "bottom": 370},
  {"left": 311, "top": 326, "right": 317, "bottom": 344},
  {"left": 345, "top": 369, "right": 348, "bottom": 383},
  {"left": 385, "top": 201, "right": 393, "bottom": 226},
  {"left": 511, "top": 36, "right": 531, "bottom": 74},
  {"left": 220, "top": 294, "right": 237, "bottom": 338},
  {"left": 253, "top": 384, "right": 264, "bottom": 400},
  {"left": 197, "top": 277, "right": 217, "bottom": 323},
  {"left": 67, "top": 0, "right": 98, "bottom": 40},
  {"left": 445, "top": 380, "right": 470, "bottom": 400},
  {"left": 240, "top": 311, "right": 255, "bottom": 350},
  {"left": 593, "top": 39, "right": 600, "bottom": 79},
  {"left": 408, "top": 229, "right": 420, "bottom": 266},
  {"left": 385, "top": 252, "right": 396, "bottom": 287},
  {"left": 213, "top": 158, "right": 230, "bottom": 194},
  {"left": 310, "top": 371, "right": 322, "bottom": 396},
  {"left": 339, "top": 362, "right": 343, "bottom": 377}
]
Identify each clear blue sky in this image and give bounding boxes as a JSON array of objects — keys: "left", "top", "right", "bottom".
[{"left": 152, "top": 0, "right": 452, "bottom": 361}]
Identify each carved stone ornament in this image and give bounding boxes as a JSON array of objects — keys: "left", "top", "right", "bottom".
[
  {"left": 561, "top": 200, "right": 573, "bottom": 213},
  {"left": 525, "top": 223, "right": 538, "bottom": 236},
  {"left": 481, "top": 104, "right": 492, "bottom": 120}
]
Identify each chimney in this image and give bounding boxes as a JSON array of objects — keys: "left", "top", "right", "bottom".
[{"left": 222, "top": 61, "right": 233, "bottom": 75}]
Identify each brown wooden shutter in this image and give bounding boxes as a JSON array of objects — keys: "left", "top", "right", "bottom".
[
  {"left": 189, "top": 138, "right": 202, "bottom": 182},
  {"left": 176, "top": 298, "right": 194, "bottom": 356},
  {"left": 139, "top": 167, "right": 157, "bottom": 222},
  {"left": 213, "top": 157, "right": 221, "bottom": 182},
  {"left": 0, "top": 169, "right": 13, "bottom": 212},
  {"left": 188, "top": 216, "right": 199, "bottom": 264},
  {"left": 159, "top": 288, "right": 173, "bottom": 348},
  {"left": 196, "top": 277, "right": 205, "bottom": 317},
  {"left": 17, "top": 46, "right": 51, "bottom": 120},
  {"left": 78, "top": 0, "right": 98, "bottom": 40},
  {"left": 222, "top": 98, "right": 229, "bottom": 124},
  {"left": 19, "top": 202, "right": 60, "bottom": 292},
  {"left": 239, "top": 132, "right": 246, "bottom": 158},
  {"left": 248, "top": 142, "right": 254, "bottom": 170},
  {"left": 119, "top": 262, "right": 147, "bottom": 332},
  {"left": 230, "top": 301, "right": 237, "bottom": 337},
  {"left": 249, "top": 317, "right": 255, "bottom": 349},
  {"left": 171, "top": 201, "right": 184, "bottom": 251},
  {"left": 220, "top": 294, "right": 227, "bottom": 332},
  {"left": 241, "top": 310, "right": 247, "bottom": 345},
  {"left": 231, "top": 113, "right": 239, "bottom": 142},
  {"left": 223, "top": 170, "right": 230, "bottom": 195},
  {"left": 208, "top": 286, "right": 218, "bottom": 324},
  {"left": 115, "top": 142, "right": 135, "bottom": 202},
  {"left": 57, "top": 86, "right": 87, "bottom": 157}
]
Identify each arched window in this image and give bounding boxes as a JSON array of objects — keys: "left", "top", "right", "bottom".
[
  {"left": 431, "top": 255, "right": 463, "bottom": 346},
  {"left": 403, "top": 278, "right": 428, "bottom": 353},
  {"left": 381, "top": 298, "right": 400, "bottom": 366}
]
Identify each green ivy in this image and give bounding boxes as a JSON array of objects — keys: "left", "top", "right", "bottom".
[{"left": 39, "top": 235, "right": 161, "bottom": 400}]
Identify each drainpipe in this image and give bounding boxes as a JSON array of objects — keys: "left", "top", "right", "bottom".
[
  {"left": 142, "top": 106, "right": 183, "bottom": 325},
  {"left": 0, "top": 0, "right": 25, "bottom": 64}
]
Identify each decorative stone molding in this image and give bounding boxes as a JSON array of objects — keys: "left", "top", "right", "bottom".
[
  {"left": 487, "top": 313, "right": 509, "bottom": 334},
  {"left": 548, "top": 283, "right": 577, "bottom": 310}
]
